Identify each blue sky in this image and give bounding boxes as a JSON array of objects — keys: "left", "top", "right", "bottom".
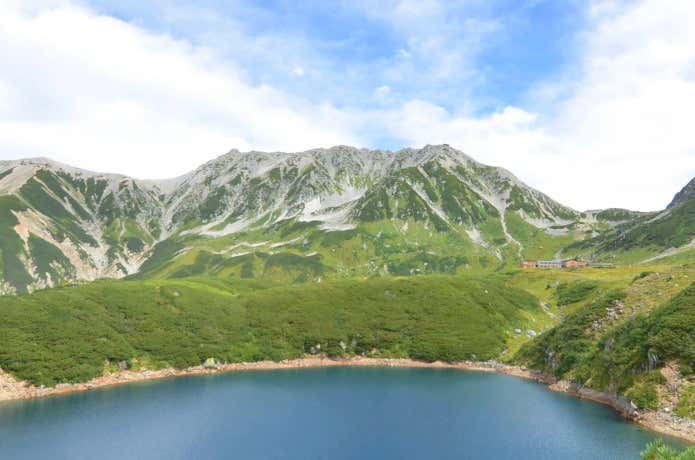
[
  {"left": 87, "top": 0, "right": 582, "bottom": 120},
  {"left": 1, "top": 0, "right": 694, "bottom": 210}
]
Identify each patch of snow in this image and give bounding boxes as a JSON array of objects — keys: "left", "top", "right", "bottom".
[
  {"left": 465, "top": 228, "right": 488, "bottom": 247},
  {"left": 297, "top": 195, "right": 358, "bottom": 230},
  {"left": 303, "top": 197, "right": 322, "bottom": 216},
  {"left": 320, "top": 222, "right": 356, "bottom": 231},
  {"left": 641, "top": 237, "right": 695, "bottom": 263},
  {"left": 215, "top": 241, "right": 270, "bottom": 255},
  {"left": 646, "top": 209, "right": 672, "bottom": 224},
  {"left": 270, "top": 237, "right": 303, "bottom": 248},
  {"left": 321, "top": 185, "right": 365, "bottom": 208},
  {"left": 195, "top": 218, "right": 254, "bottom": 238}
]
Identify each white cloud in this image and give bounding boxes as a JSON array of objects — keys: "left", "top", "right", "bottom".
[
  {"left": 553, "top": 0, "right": 695, "bottom": 209},
  {"left": 373, "top": 85, "right": 392, "bottom": 100},
  {"left": 374, "top": 0, "right": 695, "bottom": 211},
  {"left": 0, "top": 2, "right": 360, "bottom": 179},
  {"left": 396, "top": 48, "right": 411, "bottom": 59},
  {"left": 540, "top": 0, "right": 695, "bottom": 210},
  {"left": 348, "top": 0, "right": 499, "bottom": 88},
  {"left": 0, "top": 0, "right": 693, "bottom": 212},
  {"left": 372, "top": 101, "right": 555, "bottom": 191},
  {"left": 292, "top": 65, "right": 305, "bottom": 77}
]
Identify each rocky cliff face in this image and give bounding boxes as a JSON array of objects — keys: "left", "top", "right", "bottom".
[
  {"left": 668, "top": 177, "right": 695, "bottom": 209},
  {"left": 0, "top": 145, "right": 642, "bottom": 293},
  {"left": 0, "top": 158, "right": 167, "bottom": 293},
  {"left": 156, "top": 144, "right": 581, "bottom": 236}
]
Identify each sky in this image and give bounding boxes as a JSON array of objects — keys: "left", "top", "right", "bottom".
[{"left": 1, "top": 0, "right": 694, "bottom": 211}]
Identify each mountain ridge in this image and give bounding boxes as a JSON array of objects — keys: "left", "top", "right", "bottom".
[{"left": 0, "top": 145, "right": 692, "bottom": 294}]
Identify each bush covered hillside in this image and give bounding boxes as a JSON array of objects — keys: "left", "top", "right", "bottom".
[
  {"left": 0, "top": 275, "right": 541, "bottom": 386},
  {"left": 515, "top": 282, "right": 695, "bottom": 411},
  {"left": 641, "top": 439, "right": 695, "bottom": 459}
]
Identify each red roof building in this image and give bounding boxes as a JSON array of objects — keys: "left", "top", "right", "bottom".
[
  {"left": 521, "top": 260, "right": 537, "bottom": 268},
  {"left": 563, "top": 259, "right": 588, "bottom": 268}
]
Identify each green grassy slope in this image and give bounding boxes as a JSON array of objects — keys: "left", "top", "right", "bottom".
[
  {"left": 0, "top": 275, "right": 542, "bottom": 386},
  {"left": 132, "top": 213, "right": 584, "bottom": 284},
  {"left": 515, "top": 279, "right": 695, "bottom": 411},
  {"left": 569, "top": 199, "right": 695, "bottom": 264}
]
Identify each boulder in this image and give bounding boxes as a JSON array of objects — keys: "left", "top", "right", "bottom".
[{"left": 203, "top": 358, "right": 220, "bottom": 369}]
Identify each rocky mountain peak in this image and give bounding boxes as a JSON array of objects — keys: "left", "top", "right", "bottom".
[{"left": 667, "top": 177, "right": 695, "bottom": 209}]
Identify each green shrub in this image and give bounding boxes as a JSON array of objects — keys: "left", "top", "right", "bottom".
[
  {"left": 515, "top": 290, "right": 627, "bottom": 379},
  {"left": 641, "top": 439, "right": 695, "bottom": 460},
  {"left": 676, "top": 386, "right": 695, "bottom": 419},
  {"left": 556, "top": 281, "right": 599, "bottom": 306},
  {"left": 643, "top": 370, "right": 668, "bottom": 385},
  {"left": 516, "top": 283, "right": 695, "bottom": 396},
  {"left": 633, "top": 271, "right": 655, "bottom": 283},
  {"left": 626, "top": 382, "right": 659, "bottom": 410}
]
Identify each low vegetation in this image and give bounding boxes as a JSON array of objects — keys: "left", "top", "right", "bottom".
[
  {"left": 676, "top": 386, "right": 695, "bottom": 419},
  {"left": 641, "top": 440, "right": 695, "bottom": 459},
  {"left": 556, "top": 280, "right": 599, "bottom": 306},
  {"left": 0, "top": 275, "right": 541, "bottom": 386},
  {"left": 515, "top": 282, "right": 695, "bottom": 408}
]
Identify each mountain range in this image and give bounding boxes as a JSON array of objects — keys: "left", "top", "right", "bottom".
[{"left": 1, "top": 145, "right": 693, "bottom": 294}]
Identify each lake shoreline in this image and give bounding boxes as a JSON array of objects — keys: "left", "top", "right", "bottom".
[{"left": 2, "top": 357, "right": 693, "bottom": 444}]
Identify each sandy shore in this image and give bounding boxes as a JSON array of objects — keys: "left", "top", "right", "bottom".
[{"left": 1, "top": 357, "right": 693, "bottom": 444}]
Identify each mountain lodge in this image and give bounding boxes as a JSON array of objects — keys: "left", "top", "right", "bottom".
[{"left": 521, "top": 259, "right": 588, "bottom": 269}]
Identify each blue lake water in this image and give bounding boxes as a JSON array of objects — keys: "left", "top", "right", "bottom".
[{"left": 0, "top": 367, "right": 687, "bottom": 459}]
